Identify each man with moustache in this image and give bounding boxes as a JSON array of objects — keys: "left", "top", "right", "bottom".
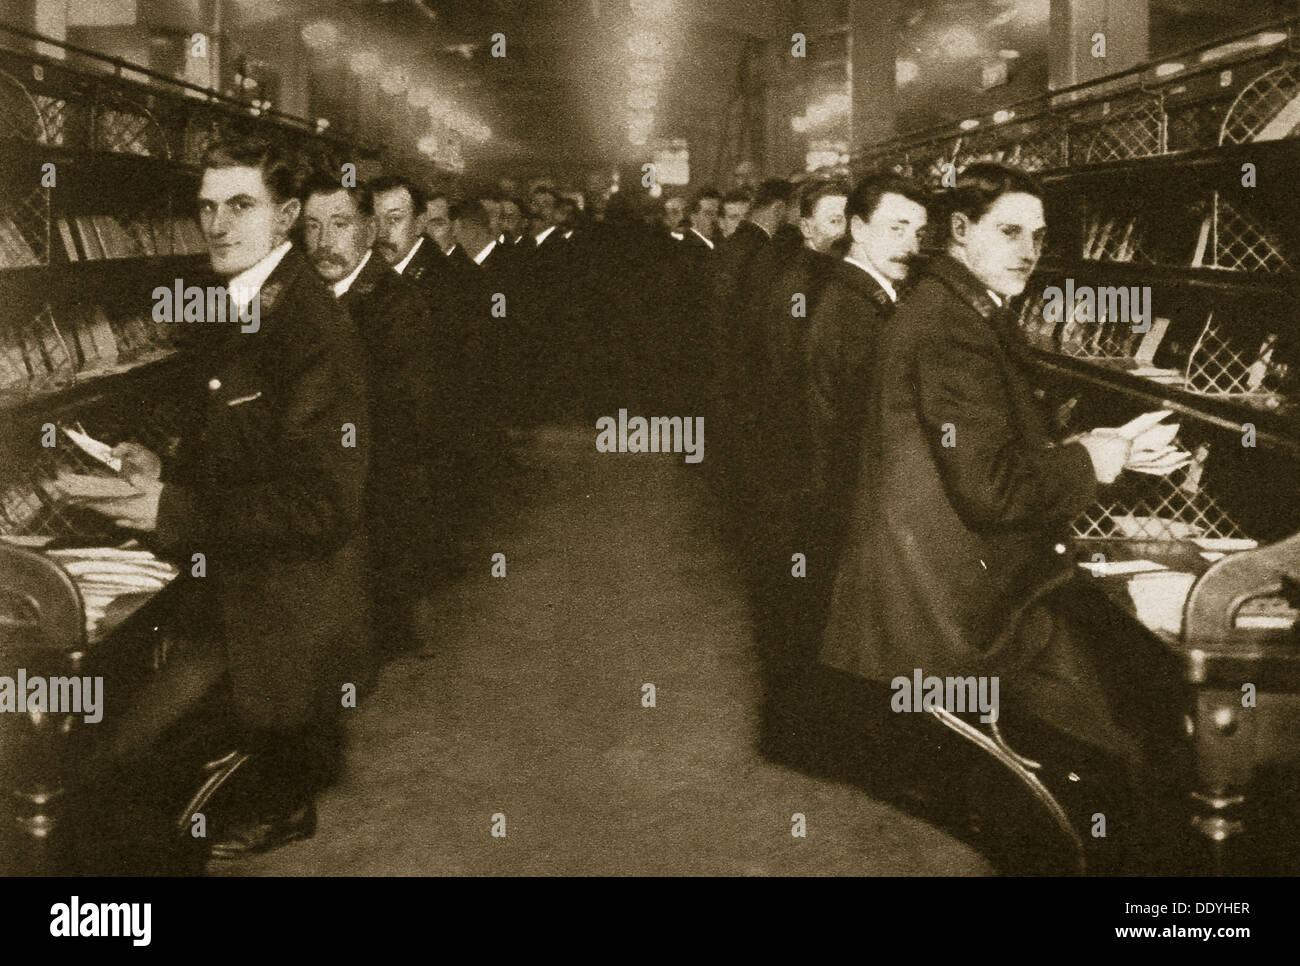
[
  {"left": 60, "top": 135, "right": 370, "bottom": 855},
  {"left": 371, "top": 174, "right": 473, "bottom": 536},
  {"left": 301, "top": 174, "right": 437, "bottom": 658},
  {"left": 805, "top": 173, "right": 929, "bottom": 565}
]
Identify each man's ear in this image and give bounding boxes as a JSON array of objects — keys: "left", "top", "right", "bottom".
[
  {"left": 949, "top": 211, "right": 969, "bottom": 244},
  {"left": 279, "top": 197, "right": 302, "bottom": 232},
  {"left": 848, "top": 214, "right": 869, "bottom": 246}
]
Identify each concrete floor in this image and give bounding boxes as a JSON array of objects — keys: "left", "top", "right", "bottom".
[{"left": 209, "top": 423, "right": 992, "bottom": 876}]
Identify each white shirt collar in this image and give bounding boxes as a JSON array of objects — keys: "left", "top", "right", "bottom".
[
  {"left": 471, "top": 239, "right": 497, "bottom": 266},
  {"left": 533, "top": 224, "right": 557, "bottom": 246},
  {"left": 228, "top": 241, "right": 292, "bottom": 315},
  {"left": 987, "top": 289, "right": 1004, "bottom": 307},
  {"left": 394, "top": 236, "right": 425, "bottom": 274},
  {"left": 332, "top": 249, "right": 372, "bottom": 298},
  {"left": 843, "top": 255, "right": 897, "bottom": 303},
  {"left": 689, "top": 228, "right": 715, "bottom": 250}
]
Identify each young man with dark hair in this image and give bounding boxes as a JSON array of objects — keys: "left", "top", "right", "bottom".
[
  {"left": 301, "top": 174, "right": 438, "bottom": 660},
  {"left": 423, "top": 190, "right": 457, "bottom": 256},
  {"left": 371, "top": 174, "right": 439, "bottom": 282},
  {"left": 61, "top": 136, "right": 371, "bottom": 856},
  {"left": 528, "top": 185, "right": 562, "bottom": 246},
  {"left": 684, "top": 187, "right": 721, "bottom": 249},
  {"left": 719, "top": 187, "right": 754, "bottom": 240},
  {"left": 499, "top": 196, "right": 527, "bottom": 246},
  {"left": 820, "top": 163, "right": 1164, "bottom": 829}
]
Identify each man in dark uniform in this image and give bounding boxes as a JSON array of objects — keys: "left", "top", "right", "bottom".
[
  {"left": 707, "top": 178, "right": 791, "bottom": 514},
  {"left": 371, "top": 174, "right": 472, "bottom": 566},
  {"left": 752, "top": 174, "right": 926, "bottom": 775},
  {"left": 805, "top": 174, "right": 928, "bottom": 568},
  {"left": 63, "top": 135, "right": 371, "bottom": 856},
  {"left": 820, "top": 164, "right": 1169, "bottom": 848},
  {"left": 302, "top": 174, "right": 438, "bottom": 660},
  {"left": 748, "top": 178, "right": 849, "bottom": 769}
]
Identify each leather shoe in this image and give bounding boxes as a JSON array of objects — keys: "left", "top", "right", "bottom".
[{"left": 209, "top": 801, "right": 317, "bottom": 859}]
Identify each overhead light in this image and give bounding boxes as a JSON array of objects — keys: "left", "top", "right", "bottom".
[
  {"left": 937, "top": 27, "right": 979, "bottom": 59},
  {"left": 993, "top": 109, "right": 1015, "bottom": 124},
  {"left": 627, "top": 31, "right": 666, "bottom": 59},
  {"left": 301, "top": 21, "right": 337, "bottom": 49},
  {"left": 1255, "top": 31, "right": 1287, "bottom": 47},
  {"left": 627, "top": 88, "right": 659, "bottom": 111},
  {"left": 1155, "top": 61, "right": 1184, "bottom": 77},
  {"left": 380, "top": 68, "right": 409, "bottom": 95},
  {"left": 630, "top": 0, "right": 673, "bottom": 20},
  {"left": 348, "top": 51, "right": 380, "bottom": 76},
  {"left": 998, "top": 49, "right": 1020, "bottom": 59},
  {"left": 959, "top": 118, "right": 980, "bottom": 130},
  {"left": 627, "top": 60, "right": 666, "bottom": 86}
]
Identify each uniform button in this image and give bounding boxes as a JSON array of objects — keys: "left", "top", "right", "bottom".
[{"left": 208, "top": 378, "right": 221, "bottom": 391}]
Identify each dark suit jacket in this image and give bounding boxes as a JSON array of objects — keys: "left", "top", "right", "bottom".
[
  {"left": 339, "top": 251, "right": 437, "bottom": 563},
  {"left": 755, "top": 245, "right": 837, "bottom": 530},
  {"left": 805, "top": 257, "right": 895, "bottom": 539},
  {"left": 152, "top": 248, "right": 370, "bottom": 730},
  {"left": 819, "top": 254, "right": 1100, "bottom": 684},
  {"left": 708, "top": 221, "right": 772, "bottom": 473},
  {"left": 397, "top": 237, "right": 444, "bottom": 288}
]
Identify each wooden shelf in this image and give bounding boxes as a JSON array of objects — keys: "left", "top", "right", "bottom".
[
  {"left": 1022, "top": 347, "right": 1300, "bottom": 458},
  {"left": 0, "top": 252, "right": 209, "bottom": 289},
  {"left": 1039, "top": 136, "right": 1300, "bottom": 192},
  {"left": 1031, "top": 259, "right": 1298, "bottom": 299},
  {"left": 0, "top": 350, "right": 188, "bottom": 421}
]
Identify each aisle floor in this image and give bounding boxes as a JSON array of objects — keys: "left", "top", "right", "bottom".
[{"left": 209, "top": 424, "right": 992, "bottom": 876}]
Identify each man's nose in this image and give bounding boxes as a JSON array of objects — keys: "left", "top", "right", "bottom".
[{"left": 208, "top": 207, "right": 230, "bottom": 236}]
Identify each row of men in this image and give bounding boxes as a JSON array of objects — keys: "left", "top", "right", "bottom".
[
  {"left": 680, "top": 163, "right": 1182, "bottom": 852},
  {"left": 63, "top": 136, "right": 625, "bottom": 858}
]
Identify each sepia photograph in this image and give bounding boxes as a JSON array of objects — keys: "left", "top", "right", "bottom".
[{"left": 0, "top": 0, "right": 1295, "bottom": 939}]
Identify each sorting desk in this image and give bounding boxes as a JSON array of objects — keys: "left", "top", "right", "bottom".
[
  {"left": 1067, "top": 536, "right": 1300, "bottom": 873},
  {"left": 0, "top": 539, "right": 179, "bottom": 874}
]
